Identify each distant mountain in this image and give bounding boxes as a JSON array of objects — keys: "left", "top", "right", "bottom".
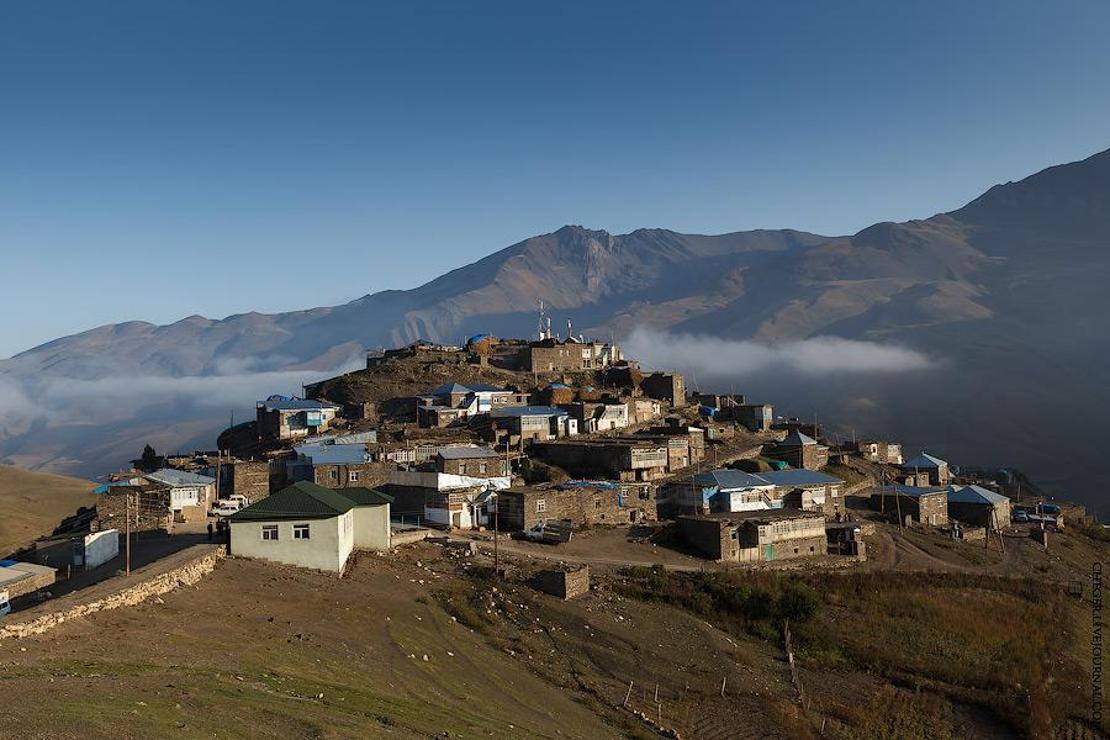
[{"left": 3, "top": 148, "right": 1109, "bottom": 510}]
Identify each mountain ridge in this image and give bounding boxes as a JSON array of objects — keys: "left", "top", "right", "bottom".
[{"left": 2, "top": 146, "right": 1109, "bottom": 510}]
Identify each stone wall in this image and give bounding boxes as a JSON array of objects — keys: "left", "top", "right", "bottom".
[
  {"left": 0, "top": 546, "right": 224, "bottom": 642},
  {"left": 534, "top": 565, "right": 590, "bottom": 599}
]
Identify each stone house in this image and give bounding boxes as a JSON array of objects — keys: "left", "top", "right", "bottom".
[
  {"left": 666, "top": 470, "right": 777, "bottom": 516},
  {"left": 531, "top": 439, "right": 670, "bottom": 482},
  {"left": 256, "top": 396, "right": 341, "bottom": 441},
  {"left": 209, "top": 459, "right": 271, "bottom": 503},
  {"left": 565, "top": 401, "right": 630, "bottom": 433},
  {"left": 143, "top": 468, "right": 216, "bottom": 516},
  {"left": 871, "top": 484, "right": 949, "bottom": 526},
  {"left": 494, "top": 482, "right": 656, "bottom": 531},
  {"left": 769, "top": 431, "right": 829, "bottom": 470},
  {"left": 946, "top": 484, "right": 1011, "bottom": 529},
  {"left": 415, "top": 383, "right": 528, "bottom": 428},
  {"left": 640, "top": 372, "right": 686, "bottom": 407},
  {"left": 287, "top": 443, "right": 381, "bottom": 489},
  {"left": 678, "top": 510, "right": 827, "bottom": 563},
  {"left": 228, "top": 481, "right": 357, "bottom": 573},
  {"left": 526, "top": 337, "right": 621, "bottom": 373},
  {"left": 434, "top": 447, "right": 508, "bottom": 477},
  {"left": 856, "top": 439, "right": 904, "bottom": 465},
  {"left": 901, "top": 452, "right": 951, "bottom": 486},
  {"left": 487, "top": 406, "right": 577, "bottom": 445}
]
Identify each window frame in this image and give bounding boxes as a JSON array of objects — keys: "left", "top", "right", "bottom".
[
  {"left": 293, "top": 523, "right": 311, "bottom": 540},
  {"left": 261, "top": 524, "right": 279, "bottom": 541}
]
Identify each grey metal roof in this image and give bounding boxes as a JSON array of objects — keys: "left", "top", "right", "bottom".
[
  {"left": 294, "top": 444, "right": 369, "bottom": 465},
  {"left": 490, "top": 405, "right": 567, "bottom": 418},
  {"left": 779, "top": 430, "right": 818, "bottom": 446},
  {"left": 883, "top": 483, "right": 946, "bottom": 498},
  {"left": 145, "top": 468, "right": 215, "bottom": 488},
  {"left": 753, "top": 469, "right": 842, "bottom": 487},
  {"left": 947, "top": 484, "right": 1009, "bottom": 505},
  {"left": 903, "top": 452, "right": 947, "bottom": 469},
  {"left": 692, "top": 470, "right": 772, "bottom": 489},
  {"left": 437, "top": 447, "right": 500, "bottom": 460},
  {"left": 260, "top": 397, "right": 339, "bottom": 412}
]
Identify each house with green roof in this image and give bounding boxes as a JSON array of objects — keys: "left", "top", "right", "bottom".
[{"left": 227, "top": 481, "right": 390, "bottom": 573}]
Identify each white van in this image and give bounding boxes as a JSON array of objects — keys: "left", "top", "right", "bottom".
[{"left": 0, "top": 590, "right": 10, "bottom": 618}]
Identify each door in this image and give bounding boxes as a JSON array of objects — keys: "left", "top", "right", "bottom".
[{"left": 762, "top": 544, "right": 774, "bottom": 561}]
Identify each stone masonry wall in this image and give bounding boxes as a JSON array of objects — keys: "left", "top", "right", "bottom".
[{"left": 0, "top": 546, "right": 224, "bottom": 642}]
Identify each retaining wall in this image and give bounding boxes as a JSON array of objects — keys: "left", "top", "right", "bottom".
[{"left": 0, "top": 545, "right": 224, "bottom": 642}]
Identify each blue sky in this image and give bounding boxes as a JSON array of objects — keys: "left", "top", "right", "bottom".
[{"left": 2, "top": 0, "right": 1109, "bottom": 358}]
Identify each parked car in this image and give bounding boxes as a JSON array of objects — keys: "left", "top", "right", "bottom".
[
  {"left": 1038, "top": 502, "right": 1061, "bottom": 515},
  {"left": 0, "top": 590, "right": 10, "bottom": 618},
  {"left": 211, "top": 495, "right": 250, "bottom": 517},
  {"left": 512, "top": 519, "right": 573, "bottom": 544},
  {"left": 1012, "top": 510, "right": 1029, "bottom": 523}
]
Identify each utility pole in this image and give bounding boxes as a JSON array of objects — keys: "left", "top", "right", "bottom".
[{"left": 125, "top": 491, "right": 133, "bottom": 575}]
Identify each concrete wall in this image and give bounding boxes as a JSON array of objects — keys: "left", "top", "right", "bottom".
[
  {"left": 351, "top": 504, "right": 391, "bottom": 550},
  {"left": 230, "top": 512, "right": 354, "bottom": 573},
  {"left": 83, "top": 529, "right": 119, "bottom": 569}
]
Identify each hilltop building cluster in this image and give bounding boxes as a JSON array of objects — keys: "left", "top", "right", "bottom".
[{"left": 16, "top": 319, "right": 1057, "bottom": 587}]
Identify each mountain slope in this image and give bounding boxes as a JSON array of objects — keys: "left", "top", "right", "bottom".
[
  {"left": 2, "top": 147, "right": 1109, "bottom": 509},
  {"left": 0, "top": 465, "right": 94, "bottom": 555}
]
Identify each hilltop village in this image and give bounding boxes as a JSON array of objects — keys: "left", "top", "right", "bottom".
[
  {"left": 1, "top": 323, "right": 1101, "bottom": 738},
  {"left": 10, "top": 321, "right": 1073, "bottom": 586}
]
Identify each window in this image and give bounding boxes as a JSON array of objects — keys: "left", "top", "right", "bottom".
[
  {"left": 329, "top": 469, "right": 338, "bottom": 481},
  {"left": 261, "top": 525, "right": 279, "bottom": 541},
  {"left": 478, "top": 463, "right": 487, "bottom": 474},
  {"left": 459, "top": 463, "right": 468, "bottom": 475},
  {"left": 536, "top": 499, "right": 547, "bottom": 513},
  {"left": 293, "top": 524, "right": 311, "bottom": 540},
  {"left": 348, "top": 471, "right": 360, "bottom": 483}
]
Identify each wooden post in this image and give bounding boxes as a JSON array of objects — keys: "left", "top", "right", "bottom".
[
  {"left": 720, "top": 676, "right": 727, "bottom": 697},
  {"left": 654, "top": 683, "right": 659, "bottom": 702},
  {"left": 125, "top": 492, "right": 132, "bottom": 576},
  {"left": 623, "top": 681, "right": 633, "bottom": 707}
]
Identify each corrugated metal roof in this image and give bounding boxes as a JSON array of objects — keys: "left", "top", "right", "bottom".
[
  {"left": 754, "top": 469, "right": 842, "bottom": 487},
  {"left": 883, "top": 483, "right": 946, "bottom": 498},
  {"left": 294, "top": 444, "right": 369, "bottom": 465},
  {"left": 334, "top": 487, "right": 394, "bottom": 507},
  {"left": 779, "top": 430, "right": 818, "bottom": 446},
  {"left": 260, "top": 397, "right": 339, "bottom": 412},
  {"left": 229, "top": 481, "right": 354, "bottom": 521},
  {"left": 903, "top": 452, "right": 947, "bottom": 469},
  {"left": 947, "top": 484, "right": 1008, "bottom": 505},
  {"left": 144, "top": 468, "right": 215, "bottom": 488},
  {"left": 693, "top": 470, "right": 772, "bottom": 489}
]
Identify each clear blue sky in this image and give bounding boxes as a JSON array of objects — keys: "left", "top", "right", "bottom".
[{"left": 3, "top": 0, "right": 1109, "bottom": 358}]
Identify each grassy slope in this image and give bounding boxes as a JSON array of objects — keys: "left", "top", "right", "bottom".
[{"left": 0, "top": 465, "right": 94, "bottom": 556}]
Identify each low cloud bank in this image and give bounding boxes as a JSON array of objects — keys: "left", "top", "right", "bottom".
[
  {"left": 0, "top": 355, "right": 364, "bottom": 428},
  {"left": 624, "top": 328, "right": 935, "bottom": 380}
]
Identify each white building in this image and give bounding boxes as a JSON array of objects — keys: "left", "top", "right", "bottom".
[
  {"left": 144, "top": 468, "right": 216, "bottom": 512},
  {"left": 228, "top": 482, "right": 356, "bottom": 573}
]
